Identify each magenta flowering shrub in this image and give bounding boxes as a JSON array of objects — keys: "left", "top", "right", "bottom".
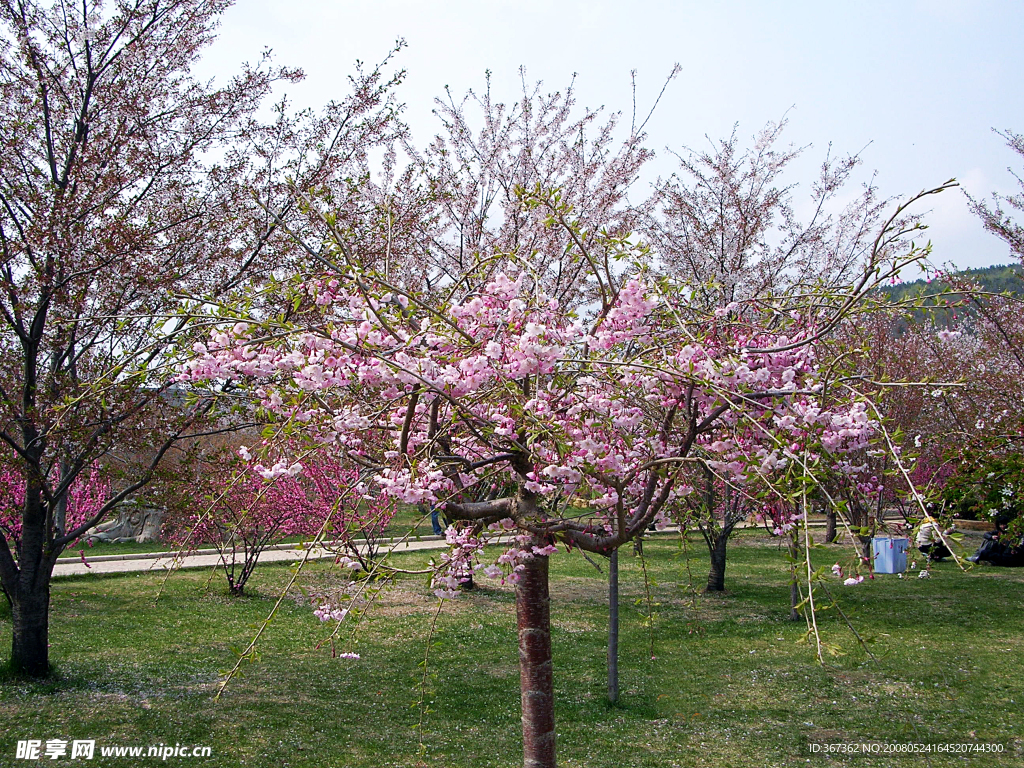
[
  {"left": 0, "top": 462, "right": 110, "bottom": 551},
  {"left": 303, "top": 454, "right": 397, "bottom": 565},
  {"left": 168, "top": 452, "right": 393, "bottom": 595}
]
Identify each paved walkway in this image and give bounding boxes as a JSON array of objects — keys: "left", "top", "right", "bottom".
[{"left": 52, "top": 536, "right": 453, "bottom": 578}]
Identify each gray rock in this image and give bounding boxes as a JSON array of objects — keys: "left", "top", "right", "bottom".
[{"left": 84, "top": 500, "right": 166, "bottom": 544}]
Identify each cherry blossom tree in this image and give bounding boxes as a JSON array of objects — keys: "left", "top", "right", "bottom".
[
  {"left": 822, "top": 251, "right": 1024, "bottom": 563},
  {"left": 957, "top": 129, "right": 1024, "bottom": 478},
  {"left": 895, "top": 293, "right": 1024, "bottom": 535},
  {"left": 409, "top": 71, "right": 664, "bottom": 304},
  {"left": 643, "top": 122, "right": 941, "bottom": 598},
  {"left": 289, "top": 69, "right": 669, "bottom": 310},
  {"left": 0, "top": 0, "right": 400, "bottom": 677},
  {"left": 809, "top": 312, "right": 926, "bottom": 536},
  {"left": 181, "top": 197, "right": 927, "bottom": 766},
  {"left": 302, "top": 453, "right": 398, "bottom": 565},
  {"left": 945, "top": 130, "right": 1024, "bottom": 535},
  {"left": 168, "top": 456, "right": 315, "bottom": 597}
]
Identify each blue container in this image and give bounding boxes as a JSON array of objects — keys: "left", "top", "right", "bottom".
[{"left": 872, "top": 537, "right": 909, "bottom": 574}]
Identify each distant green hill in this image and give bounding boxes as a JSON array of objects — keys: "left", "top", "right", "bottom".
[
  {"left": 872, "top": 264, "right": 1023, "bottom": 328},
  {"left": 876, "top": 263, "right": 1024, "bottom": 303}
]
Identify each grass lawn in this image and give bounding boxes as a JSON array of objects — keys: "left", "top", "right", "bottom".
[{"left": 4, "top": 531, "right": 1023, "bottom": 767}]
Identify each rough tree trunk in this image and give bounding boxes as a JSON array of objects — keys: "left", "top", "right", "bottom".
[
  {"left": 857, "top": 535, "right": 873, "bottom": 563},
  {"left": 699, "top": 465, "right": 735, "bottom": 593},
  {"left": 517, "top": 539, "right": 556, "bottom": 768},
  {"left": 704, "top": 522, "right": 735, "bottom": 593},
  {"left": 2, "top": 479, "right": 59, "bottom": 677},
  {"left": 788, "top": 533, "right": 801, "bottom": 622},
  {"left": 10, "top": 584, "right": 51, "bottom": 676},
  {"left": 607, "top": 548, "right": 619, "bottom": 704},
  {"left": 825, "top": 507, "right": 837, "bottom": 545}
]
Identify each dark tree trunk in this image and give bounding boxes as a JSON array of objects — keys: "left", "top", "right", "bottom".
[
  {"left": 517, "top": 541, "right": 556, "bottom": 768},
  {"left": 825, "top": 507, "right": 837, "bottom": 544},
  {"left": 10, "top": 585, "right": 51, "bottom": 676},
  {"left": 857, "top": 536, "right": 873, "bottom": 562},
  {"left": 789, "top": 580, "right": 801, "bottom": 622},
  {"left": 607, "top": 548, "right": 619, "bottom": 704},
  {"left": 788, "top": 534, "right": 801, "bottom": 622},
  {"left": 4, "top": 479, "right": 59, "bottom": 677},
  {"left": 699, "top": 465, "right": 735, "bottom": 593},
  {"left": 704, "top": 522, "right": 735, "bottom": 593}
]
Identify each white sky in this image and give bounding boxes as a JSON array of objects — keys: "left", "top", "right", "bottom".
[{"left": 195, "top": 0, "right": 1024, "bottom": 273}]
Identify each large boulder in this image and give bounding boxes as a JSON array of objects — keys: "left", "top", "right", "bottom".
[{"left": 84, "top": 500, "right": 166, "bottom": 544}]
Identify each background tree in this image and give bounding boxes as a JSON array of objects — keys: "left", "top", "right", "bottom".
[
  {"left": 0, "top": 454, "right": 108, "bottom": 553},
  {"left": 410, "top": 72, "right": 663, "bottom": 305},
  {"left": 297, "top": 71, "right": 668, "bottom": 305},
  {"left": 968, "top": 129, "right": 1024, "bottom": 261},
  {"left": 303, "top": 453, "right": 399, "bottom": 565},
  {"left": 677, "top": 464, "right": 752, "bottom": 593},
  {"left": 0, "top": 0, "right": 400, "bottom": 676},
  {"left": 814, "top": 311, "right": 929, "bottom": 537},
  {"left": 645, "top": 119, "right": 897, "bottom": 308},
  {"left": 828, "top": 237, "right": 1024, "bottom": 556},
  {"left": 642, "top": 121, "right": 929, "bottom": 590}
]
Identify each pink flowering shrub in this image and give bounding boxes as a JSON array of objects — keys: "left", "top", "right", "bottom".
[
  {"left": 168, "top": 451, "right": 391, "bottom": 595},
  {"left": 303, "top": 454, "right": 397, "bottom": 565},
  {"left": 0, "top": 462, "right": 110, "bottom": 552}
]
